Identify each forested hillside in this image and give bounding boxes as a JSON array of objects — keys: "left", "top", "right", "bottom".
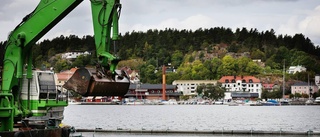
[{"left": 1, "top": 27, "right": 319, "bottom": 84}]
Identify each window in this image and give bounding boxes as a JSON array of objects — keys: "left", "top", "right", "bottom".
[
  {"left": 225, "top": 79, "right": 229, "bottom": 83},
  {"left": 249, "top": 79, "right": 253, "bottom": 83}
]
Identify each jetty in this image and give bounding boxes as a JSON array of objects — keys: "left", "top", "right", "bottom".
[{"left": 75, "top": 128, "right": 319, "bottom": 136}]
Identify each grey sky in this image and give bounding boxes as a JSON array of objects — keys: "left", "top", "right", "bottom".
[{"left": 1, "top": 0, "right": 320, "bottom": 45}]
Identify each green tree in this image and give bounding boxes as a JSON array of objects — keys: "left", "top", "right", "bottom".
[
  {"left": 196, "top": 83, "right": 205, "bottom": 95},
  {"left": 245, "top": 61, "right": 262, "bottom": 75},
  {"left": 202, "top": 83, "right": 225, "bottom": 100},
  {"left": 203, "top": 57, "right": 222, "bottom": 80},
  {"left": 139, "top": 64, "right": 157, "bottom": 83},
  {"left": 191, "top": 60, "right": 210, "bottom": 80},
  {"left": 171, "top": 50, "right": 183, "bottom": 68},
  {"left": 218, "top": 55, "right": 236, "bottom": 76},
  {"left": 236, "top": 57, "right": 251, "bottom": 75},
  {"left": 54, "top": 59, "right": 70, "bottom": 72}
]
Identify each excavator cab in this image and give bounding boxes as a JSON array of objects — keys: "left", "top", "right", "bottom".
[{"left": 63, "top": 66, "right": 130, "bottom": 97}]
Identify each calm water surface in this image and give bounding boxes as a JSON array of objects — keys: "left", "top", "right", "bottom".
[{"left": 63, "top": 105, "right": 320, "bottom": 136}]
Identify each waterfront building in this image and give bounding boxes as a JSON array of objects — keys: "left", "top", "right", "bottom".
[
  {"left": 262, "top": 83, "right": 280, "bottom": 92},
  {"left": 287, "top": 65, "right": 306, "bottom": 74},
  {"left": 55, "top": 68, "right": 77, "bottom": 92},
  {"left": 219, "top": 76, "right": 262, "bottom": 100},
  {"left": 61, "top": 51, "right": 91, "bottom": 60},
  {"left": 125, "top": 84, "right": 181, "bottom": 100},
  {"left": 315, "top": 74, "right": 320, "bottom": 89},
  {"left": 172, "top": 80, "right": 217, "bottom": 96},
  {"left": 291, "top": 82, "right": 318, "bottom": 97}
]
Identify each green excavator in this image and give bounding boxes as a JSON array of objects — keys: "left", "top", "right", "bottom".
[{"left": 0, "top": 0, "right": 130, "bottom": 134}]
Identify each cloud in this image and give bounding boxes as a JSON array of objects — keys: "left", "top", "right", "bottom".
[
  {"left": 299, "top": 6, "right": 320, "bottom": 42},
  {"left": 125, "top": 14, "right": 217, "bottom": 33},
  {"left": 278, "top": 5, "right": 320, "bottom": 45}
]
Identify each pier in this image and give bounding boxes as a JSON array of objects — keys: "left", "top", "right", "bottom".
[{"left": 75, "top": 128, "right": 320, "bottom": 136}]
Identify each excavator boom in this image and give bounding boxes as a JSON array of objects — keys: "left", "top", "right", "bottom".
[{"left": 0, "top": 0, "right": 130, "bottom": 132}]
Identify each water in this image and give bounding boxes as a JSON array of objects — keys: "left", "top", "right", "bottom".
[{"left": 63, "top": 105, "right": 320, "bottom": 136}]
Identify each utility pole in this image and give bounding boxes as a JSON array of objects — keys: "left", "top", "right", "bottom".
[
  {"left": 162, "top": 65, "right": 166, "bottom": 100},
  {"left": 283, "top": 59, "right": 285, "bottom": 99}
]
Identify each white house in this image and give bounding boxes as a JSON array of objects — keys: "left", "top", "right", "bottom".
[
  {"left": 219, "top": 76, "right": 262, "bottom": 100},
  {"left": 172, "top": 80, "right": 217, "bottom": 96},
  {"left": 315, "top": 75, "right": 320, "bottom": 88},
  {"left": 287, "top": 65, "right": 306, "bottom": 74},
  {"left": 61, "top": 51, "right": 91, "bottom": 59}
]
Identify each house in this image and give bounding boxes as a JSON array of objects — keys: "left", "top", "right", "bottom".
[
  {"left": 61, "top": 51, "right": 91, "bottom": 60},
  {"left": 55, "top": 68, "right": 77, "bottom": 92},
  {"left": 121, "top": 67, "right": 140, "bottom": 83},
  {"left": 172, "top": 80, "right": 217, "bottom": 96},
  {"left": 315, "top": 74, "right": 320, "bottom": 88},
  {"left": 125, "top": 84, "right": 181, "bottom": 100},
  {"left": 291, "top": 82, "right": 318, "bottom": 97},
  {"left": 262, "top": 83, "right": 280, "bottom": 92},
  {"left": 219, "top": 76, "right": 262, "bottom": 100},
  {"left": 287, "top": 65, "right": 306, "bottom": 74}
]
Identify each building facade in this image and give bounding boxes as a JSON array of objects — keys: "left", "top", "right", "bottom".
[
  {"left": 61, "top": 51, "right": 91, "bottom": 59},
  {"left": 219, "top": 76, "right": 262, "bottom": 100},
  {"left": 287, "top": 65, "right": 306, "bottom": 74},
  {"left": 172, "top": 80, "right": 217, "bottom": 96},
  {"left": 291, "top": 82, "right": 318, "bottom": 97},
  {"left": 125, "top": 84, "right": 181, "bottom": 100},
  {"left": 55, "top": 68, "right": 77, "bottom": 93}
]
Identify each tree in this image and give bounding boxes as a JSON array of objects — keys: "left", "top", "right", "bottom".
[
  {"left": 202, "top": 83, "right": 225, "bottom": 100},
  {"left": 236, "top": 57, "right": 251, "bottom": 75},
  {"left": 191, "top": 60, "right": 210, "bottom": 80},
  {"left": 171, "top": 50, "right": 184, "bottom": 68},
  {"left": 218, "top": 55, "right": 236, "bottom": 76},
  {"left": 196, "top": 84, "right": 205, "bottom": 95},
  {"left": 245, "top": 61, "right": 262, "bottom": 75},
  {"left": 139, "top": 64, "right": 157, "bottom": 83},
  {"left": 203, "top": 57, "right": 222, "bottom": 80}
]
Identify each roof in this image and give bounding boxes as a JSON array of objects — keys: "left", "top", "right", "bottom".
[
  {"left": 292, "top": 82, "right": 309, "bottom": 86},
  {"left": 56, "top": 68, "right": 78, "bottom": 80},
  {"left": 129, "top": 84, "right": 176, "bottom": 90},
  {"left": 262, "top": 84, "right": 274, "bottom": 89},
  {"left": 231, "top": 92, "right": 259, "bottom": 98},
  {"left": 219, "top": 76, "right": 260, "bottom": 83}
]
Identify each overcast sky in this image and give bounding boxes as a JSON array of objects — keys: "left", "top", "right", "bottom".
[{"left": 1, "top": 0, "right": 320, "bottom": 46}]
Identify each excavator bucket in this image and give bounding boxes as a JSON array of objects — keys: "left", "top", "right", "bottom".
[{"left": 63, "top": 67, "right": 130, "bottom": 97}]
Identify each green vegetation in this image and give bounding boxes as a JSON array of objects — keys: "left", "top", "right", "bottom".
[{"left": 1, "top": 27, "right": 319, "bottom": 85}]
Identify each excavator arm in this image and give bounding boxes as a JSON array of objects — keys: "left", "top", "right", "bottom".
[{"left": 0, "top": 0, "right": 129, "bottom": 131}]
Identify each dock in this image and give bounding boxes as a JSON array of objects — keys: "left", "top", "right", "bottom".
[{"left": 75, "top": 128, "right": 319, "bottom": 136}]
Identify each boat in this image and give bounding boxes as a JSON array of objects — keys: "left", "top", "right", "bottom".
[
  {"left": 261, "top": 100, "right": 280, "bottom": 106},
  {"left": 69, "top": 99, "right": 81, "bottom": 105},
  {"left": 244, "top": 101, "right": 262, "bottom": 106},
  {"left": 161, "top": 99, "right": 178, "bottom": 105},
  {"left": 315, "top": 97, "right": 320, "bottom": 104}
]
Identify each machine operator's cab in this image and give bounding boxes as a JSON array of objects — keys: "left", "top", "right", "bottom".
[{"left": 20, "top": 70, "right": 68, "bottom": 129}]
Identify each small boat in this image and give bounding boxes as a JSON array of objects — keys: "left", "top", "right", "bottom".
[
  {"left": 68, "top": 99, "right": 81, "bottom": 105},
  {"left": 261, "top": 100, "right": 280, "bottom": 106},
  {"left": 315, "top": 97, "right": 320, "bottom": 104},
  {"left": 161, "top": 99, "right": 178, "bottom": 105}
]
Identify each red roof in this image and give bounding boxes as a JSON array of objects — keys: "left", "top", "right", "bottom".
[
  {"left": 219, "top": 76, "right": 260, "bottom": 83},
  {"left": 56, "top": 68, "right": 78, "bottom": 81}
]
